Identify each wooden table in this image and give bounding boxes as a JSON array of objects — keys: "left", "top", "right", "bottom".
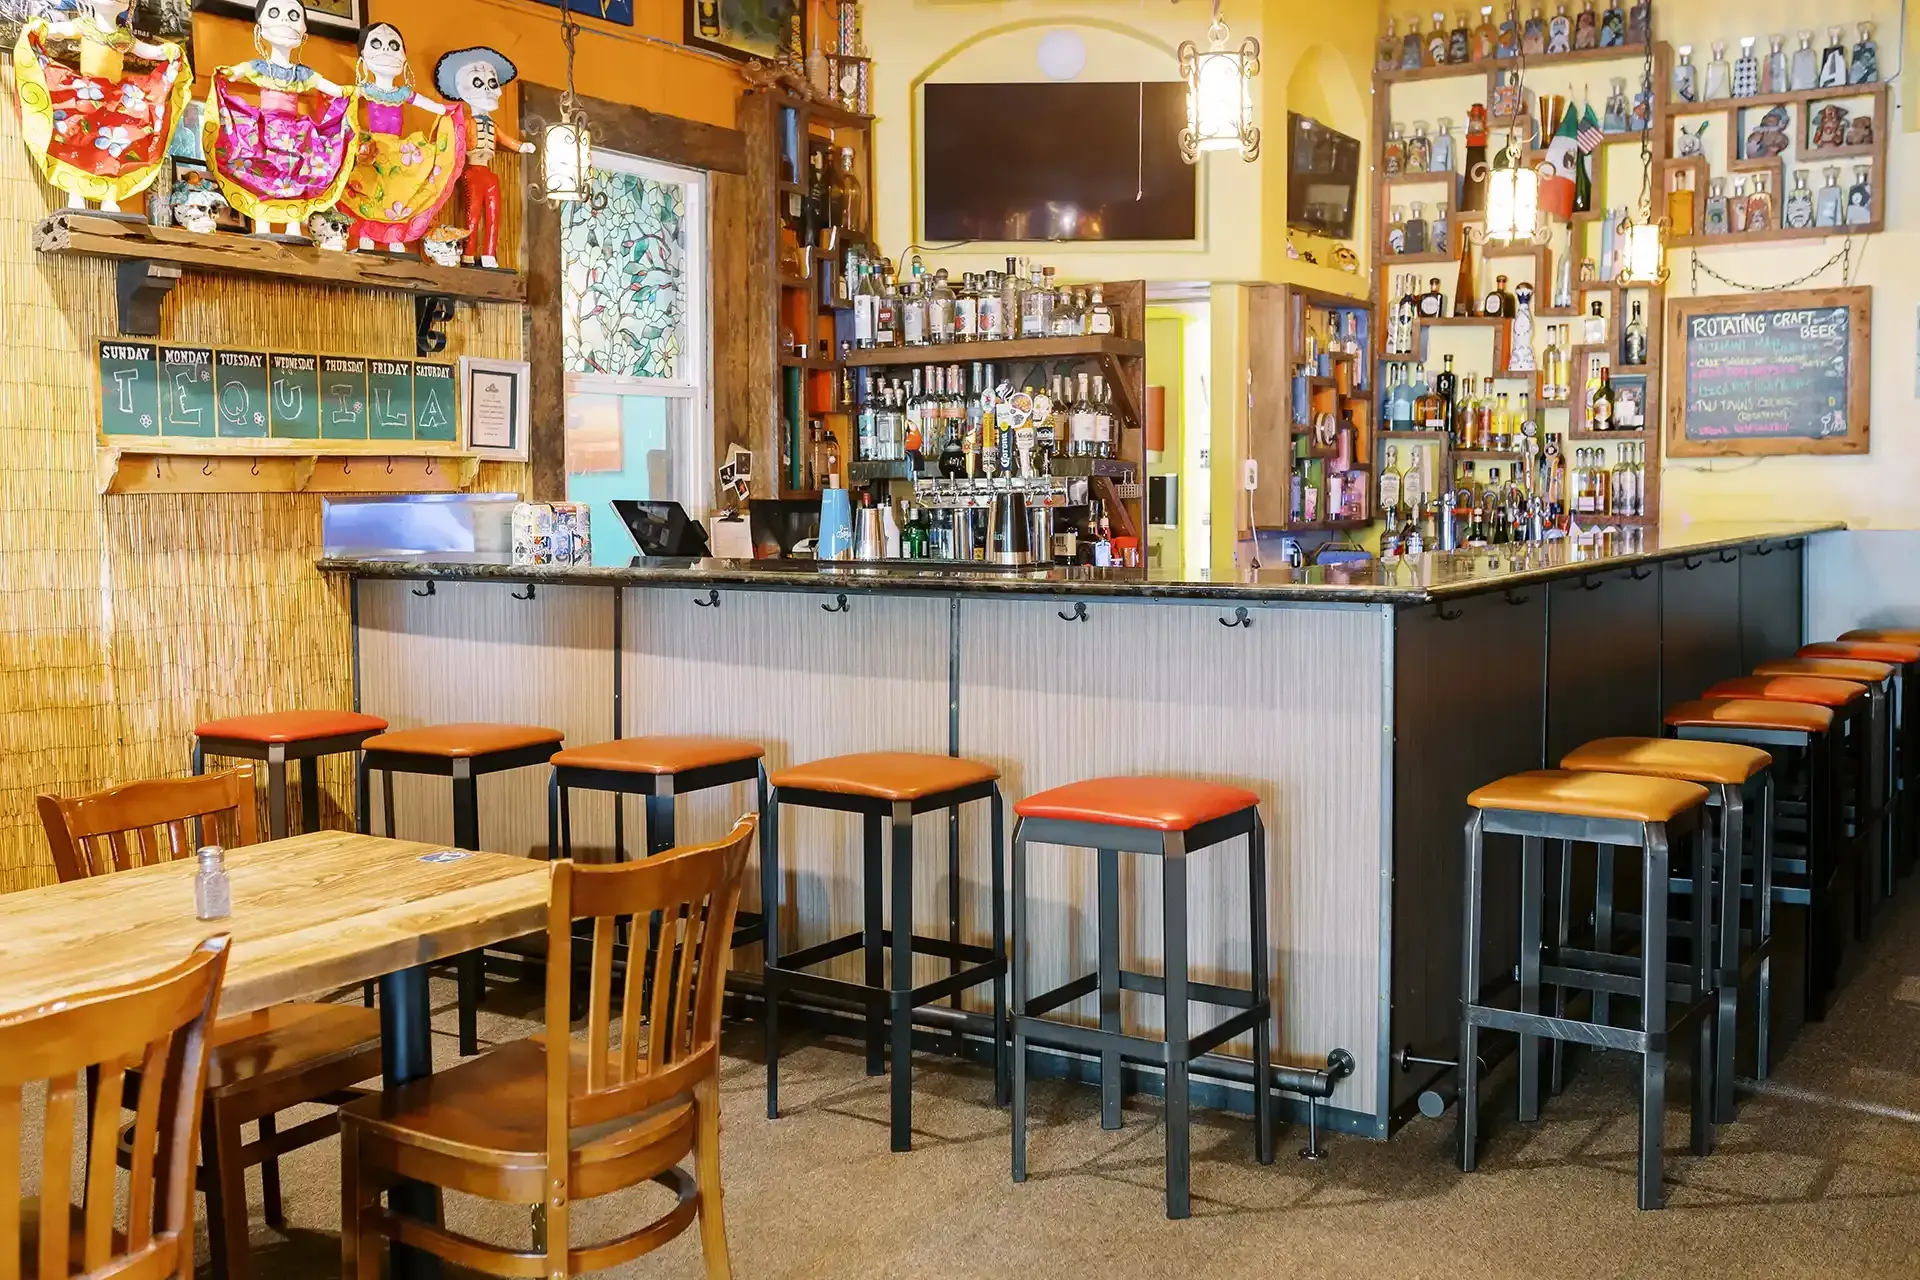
[{"left": 0, "top": 831, "right": 550, "bottom": 1280}]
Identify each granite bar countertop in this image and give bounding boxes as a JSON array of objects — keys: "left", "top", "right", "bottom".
[{"left": 319, "top": 521, "right": 1840, "bottom": 606}]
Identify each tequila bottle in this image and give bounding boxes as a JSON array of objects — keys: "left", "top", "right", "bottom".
[
  {"left": 1599, "top": 2, "right": 1623, "bottom": 48},
  {"left": 1419, "top": 275, "right": 1448, "bottom": 318},
  {"left": 1497, "top": 3, "right": 1520, "bottom": 57},
  {"left": 1851, "top": 21, "right": 1879, "bottom": 84},
  {"left": 1819, "top": 26, "right": 1847, "bottom": 87},
  {"left": 1406, "top": 202, "right": 1430, "bottom": 254},
  {"left": 928, "top": 270, "right": 956, "bottom": 344},
  {"left": 1403, "top": 13, "right": 1425, "bottom": 68},
  {"left": 1783, "top": 169, "right": 1814, "bottom": 229},
  {"left": 1388, "top": 206, "right": 1408, "bottom": 254},
  {"left": 1572, "top": 0, "right": 1596, "bottom": 50},
  {"left": 1603, "top": 78, "right": 1628, "bottom": 132},
  {"left": 1547, "top": 3, "right": 1571, "bottom": 54},
  {"left": 1729, "top": 177, "right": 1749, "bottom": 232},
  {"left": 1087, "top": 285, "right": 1114, "bottom": 335},
  {"left": 1449, "top": 9, "right": 1471, "bottom": 63},
  {"left": 1746, "top": 174, "right": 1775, "bottom": 232},
  {"left": 1522, "top": 4, "right": 1545, "bottom": 54},
  {"left": 1846, "top": 166, "right": 1873, "bottom": 225},
  {"left": 1622, "top": 301, "right": 1647, "bottom": 367},
  {"left": 1432, "top": 118, "right": 1455, "bottom": 172},
  {"left": 1814, "top": 166, "right": 1843, "bottom": 227},
  {"left": 1432, "top": 201, "right": 1451, "bottom": 254},
  {"left": 1384, "top": 124, "right": 1406, "bottom": 175},
  {"left": 1509, "top": 282, "right": 1537, "bottom": 372},
  {"left": 1473, "top": 5, "right": 1498, "bottom": 59},
  {"left": 1734, "top": 37, "right": 1759, "bottom": 98},
  {"left": 1428, "top": 12, "right": 1450, "bottom": 65},
  {"left": 1704, "top": 178, "right": 1729, "bottom": 234},
  {"left": 1626, "top": 0, "right": 1650, "bottom": 45},
  {"left": 1673, "top": 45, "right": 1697, "bottom": 102},
  {"left": 1703, "top": 41, "right": 1731, "bottom": 99},
  {"left": 1763, "top": 34, "right": 1788, "bottom": 94},
  {"left": 1583, "top": 300, "right": 1607, "bottom": 345},
  {"left": 1379, "top": 16, "right": 1401, "bottom": 70},
  {"left": 1790, "top": 30, "right": 1818, "bottom": 91},
  {"left": 1407, "top": 122, "right": 1433, "bottom": 172}
]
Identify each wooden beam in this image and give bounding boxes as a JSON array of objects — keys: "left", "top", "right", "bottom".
[{"left": 521, "top": 84, "right": 748, "bottom": 176}]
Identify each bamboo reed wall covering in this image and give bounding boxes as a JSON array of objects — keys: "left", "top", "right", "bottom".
[{"left": 0, "top": 53, "right": 529, "bottom": 890}]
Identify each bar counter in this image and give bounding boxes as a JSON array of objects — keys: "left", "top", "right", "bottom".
[{"left": 321, "top": 520, "right": 1838, "bottom": 1139}]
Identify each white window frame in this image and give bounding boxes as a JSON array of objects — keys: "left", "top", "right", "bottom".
[{"left": 562, "top": 150, "right": 713, "bottom": 514}]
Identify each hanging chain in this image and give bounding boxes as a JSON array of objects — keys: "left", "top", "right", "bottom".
[
  {"left": 1688, "top": 238, "right": 1853, "bottom": 293},
  {"left": 1634, "top": 40, "right": 1654, "bottom": 220}
]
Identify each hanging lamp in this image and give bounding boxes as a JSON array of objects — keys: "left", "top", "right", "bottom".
[
  {"left": 1178, "top": 0, "right": 1261, "bottom": 163},
  {"left": 540, "top": 2, "right": 594, "bottom": 204}
]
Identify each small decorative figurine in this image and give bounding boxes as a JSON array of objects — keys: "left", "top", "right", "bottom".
[
  {"left": 1744, "top": 106, "right": 1790, "bottom": 159},
  {"left": 169, "top": 168, "right": 229, "bottom": 233},
  {"left": 306, "top": 208, "right": 350, "bottom": 249},
  {"left": 1850, "top": 22, "right": 1879, "bottom": 84},
  {"left": 1676, "top": 119, "right": 1709, "bottom": 158},
  {"left": 1845, "top": 114, "right": 1874, "bottom": 148},
  {"left": 205, "top": 1, "right": 358, "bottom": 237},
  {"left": 435, "top": 47, "right": 535, "bottom": 270},
  {"left": 13, "top": 0, "right": 193, "bottom": 215},
  {"left": 1818, "top": 25, "right": 1847, "bottom": 88},
  {"left": 339, "top": 23, "right": 466, "bottom": 255},
  {"left": 1809, "top": 104, "right": 1849, "bottom": 151},
  {"left": 422, "top": 224, "right": 470, "bottom": 267}
]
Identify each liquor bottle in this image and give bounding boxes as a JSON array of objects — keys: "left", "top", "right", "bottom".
[
  {"left": 1774, "top": 169, "right": 1812, "bottom": 230},
  {"left": 1405, "top": 202, "right": 1430, "bottom": 254},
  {"left": 1022, "top": 263, "right": 1052, "bottom": 337},
  {"left": 1515, "top": 391, "right": 1536, "bottom": 457},
  {"left": 1733, "top": 36, "right": 1758, "bottom": 97},
  {"left": 1379, "top": 444, "right": 1404, "bottom": 520},
  {"left": 902, "top": 279, "right": 928, "bottom": 348},
  {"left": 1402, "top": 12, "right": 1425, "bottom": 68},
  {"left": 1583, "top": 299, "right": 1607, "bottom": 345},
  {"left": 1626, "top": 0, "right": 1649, "bottom": 44},
  {"left": 1379, "top": 16, "right": 1401, "bottom": 70},
  {"left": 1417, "top": 365, "right": 1447, "bottom": 431},
  {"left": 1599, "top": 2, "right": 1622, "bottom": 47},
  {"left": 1087, "top": 285, "right": 1115, "bottom": 335},
  {"left": 1509, "top": 282, "right": 1537, "bottom": 372},
  {"left": 1590, "top": 365, "right": 1615, "bottom": 431},
  {"left": 802, "top": 147, "right": 827, "bottom": 245},
  {"left": 1418, "top": 276, "right": 1448, "bottom": 319},
  {"left": 1815, "top": 166, "right": 1844, "bottom": 227},
  {"left": 1384, "top": 124, "right": 1406, "bottom": 176},
  {"left": 876, "top": 262, "right": 899, "bottom": 346},
  {"left": 928, "top": 269, "right": 956, "bottom": 345},
  {"left": 1387, "top": 206, "right": 1409, "bottom": 255},
  {"left": 1490, "top": 391, "right": 1511, "bottom": 450},
  {"left": 1603, "top": 77, "right": 1628, "bottom": 132},
  {"left": 1790, "top": 30, "right": 1818, "bottom": 91},
  {"left": 1672, "top": 45, "right": 1697, "bottom": 102},
  {"left": 1449, "top": 9, "right": 1471, "bottom": 63},
  {"left": 1546, "top": 2, "right": 1571, "bottom": 54},
  {"left": 1846, "top": 165, "right": 1873, "bottom": 225},
  {"left": 853, "top": 260, "right": 879, "bottom": 348},
  {"left": 1407, "top": 122, "right": 1432, "bottom": 173},
  {"left": 1704, "top": 178, "right": 1729, "bottom": 235},
  {"left": 1572, "top": 0, "right": 1596, "bottom": 50},
  {"left": 1497, "top": 3, "right": 1520, "bottom": 56},
  {"left": 1483, "top": 273, "right": 1516, "bottom": 318},
  {"left": 1048, "top": 275, "right": 1075, "bottom": 336},
  {"left": 1522, "top": 4, "right": 1545, "bottom": 54},
  {"left": 1666, "top": 167, "right": 1696, "bottom": 236},
  {"left": 1746, "top": 174, "right": 1775, "bottom": 232},
  {"left": 1851, "top": 21, "right": 1880, "bottom": 84},
  {"left": 1397, "top": 274, "right": 1419, "bottom": 351},
  {"left": 1704, "top": 41, "right": 1731, "bottom": 99},
  {"left": 954, "top": 273, "right": 979, "bottom": 342},
  {"left": 1819, "top": 26, "right": 1847, "bottom": 87},
  {"left": 1068, "top": 372, "right": 1095, "bottom": 458},
  {"left": 1729, "top": 177, "right": 1749, "bottom": 233},
  {"left": 1473, "top": 5, "right": 1497, "bottom": 59},
  {"left": 1763, "top": 34, "right": 1789, "bottom": 94},
  {"left": 1454, "top": 236, "right": 1478, "bottom": 317},
  {"left": 833, "top": 146, "right": 864, "bottom": 232},
  {"left": 1474, "top": 377, "right": 1497, "bottom": 448},
  {"left": 1432, "top": 201, "right": 1451, "bottom": 254},
  {"left": 1428, "top": 12, "right": 1449, "bottom": 64},
  {"left": 1436, "top": 354, "right": 1459, "bottom": 426},
  {"left": 1002, "top": 258, "right": 1024, "bottom": 338},
  {"left": 1622, "top": 301, "right": 1647, "bottom": 367}
]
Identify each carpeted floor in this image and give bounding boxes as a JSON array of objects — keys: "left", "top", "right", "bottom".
[{"left": 25, "top": 883, "right": 1920, "bottom": 1279}]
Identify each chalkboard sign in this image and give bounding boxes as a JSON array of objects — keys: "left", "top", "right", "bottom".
[
  {"left": 215, "top": 351, "right": 270, "bottom": 438},
  {"left": 321, "top": 356, "right": 370, "bottom": 440},
  {"left": 268, "top": 353, "right": 321, "bottom": 439},
  {"left": 413, "top": 362, "right": 458, "bottom": 442},
  {"left": 159, "top": 346, "right": 216, "bottom": 438},
  {"left": 1667, "top": 287, "right": 1870, "bottom": 457},
  {"left": 98, "top": 342, "right": 159, "bottom": 437},
  {"left": 368, "top": 359, "right": 415, "bottom": 441}
]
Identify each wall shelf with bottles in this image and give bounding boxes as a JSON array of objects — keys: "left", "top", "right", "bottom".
[
  {"left": 1376, "top": 38, "right": 1653, "bottom": 86},
  {"left": 1247, "top": 283, "right": 1375, "bottom": 533}
]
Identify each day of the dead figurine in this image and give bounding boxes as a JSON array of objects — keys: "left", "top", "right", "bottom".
[
  {"left": 435, "top": 45, "right": 535, "bottom": 270},
  {"left": 338, "top": 22, "right": 466, "bottom": 254}
]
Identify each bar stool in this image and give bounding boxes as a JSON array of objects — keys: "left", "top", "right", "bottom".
[
  {"left": 1667, "top": 698, "right": 1840, "bottom": 1020},
  {"left": 1459, "top": 770, "right": 1717, "bottom": 1211},
  {"left": 1559, "top": 738, "right": 1774, "bottom": 1123},
  {"left": 1805, "top": 639, "right": 1920, "bottom": 876},
  {"left": 550, "top": 735, "right": 771, "bottom": 950},
  {"left": 1010, "top": 777, "right": 1273, "bottom": 1220},
  {"left": 360, "top": 722, "right": 565, "bottom": 1054},
  {"left": 762, "top": 752, "right": 1007, "bottom": 1153},
  {"left": 194, "top": 710, "right": 389, "bottom": 840}
]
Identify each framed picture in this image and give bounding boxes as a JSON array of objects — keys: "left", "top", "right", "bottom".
[
  {"left": 530, "top": 0, "right": 635, "bottom": 24},
  {"left": 460, "top": 357, "right": 531, "bottom": 462},
  {"left": 1611, "top": 374, "right": 1649, "bottom": 430},
  {"left": 193, "top": 0, "right": 362, "bottom": 40},
  {"left": 685, "top": 0, "right": 798, "bottom": 62}
]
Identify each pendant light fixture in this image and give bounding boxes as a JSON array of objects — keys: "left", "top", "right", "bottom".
[
  {"left": 540, "top": 1, "right": 594, "bottom": 205},
  {"left": 1481, "top": 144, "right": 1543, "bottom": 245},
  {"left": 1178, "top": 0, "right": 1261, "bottom": 163},
  {"left": 1616, "top": 47, "right": 1668, "bottom": 284}
]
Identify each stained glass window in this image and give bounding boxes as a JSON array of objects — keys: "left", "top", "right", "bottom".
[{"left": 562, "top": 166, "right": 689, "bottom": 381}]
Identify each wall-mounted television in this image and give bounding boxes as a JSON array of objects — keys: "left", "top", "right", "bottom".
[
  {"left": 1287, "top": 112, "right": 1360, "bottom": 240},
  {"left": 921, "top": 81, "right": 1198, "bottom": 243}
]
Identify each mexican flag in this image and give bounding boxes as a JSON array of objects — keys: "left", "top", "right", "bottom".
[{"left": 1539, "top": 101, "right": 1579, "bottom": 220}]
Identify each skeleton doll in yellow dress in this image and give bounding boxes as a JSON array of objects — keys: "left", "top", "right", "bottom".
[{"left": 14, "top": 0, "right": 194, "bottom": 214}]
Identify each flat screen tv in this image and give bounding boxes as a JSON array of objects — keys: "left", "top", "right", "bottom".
[
  {"left": 922, "top": 81, "right": 1198, "bottom": 243},
  {"left": 1287, "top": 113, "right": 1360, "bottom": 240}
]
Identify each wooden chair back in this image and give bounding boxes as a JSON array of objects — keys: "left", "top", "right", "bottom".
[
  {"left": 546, "top": 814, "right": 755, "bottom": 1139},
  {"left": 38, "top": 769, "right": 259, "bottom": 883},
  {"left": 0, "top": 937, "right": 229, "bottom": 1280}
]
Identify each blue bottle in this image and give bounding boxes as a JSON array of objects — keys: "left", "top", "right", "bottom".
[{"left": 818, "top": 483, "right": 854, "bottom": 560}]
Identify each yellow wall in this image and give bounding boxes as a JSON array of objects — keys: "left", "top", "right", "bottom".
[{"left": 1145, "top": 311, "right": 1186, "bottom": 575}]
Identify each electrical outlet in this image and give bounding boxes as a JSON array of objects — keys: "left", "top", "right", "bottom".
[{"left": 1243, "top": 459, "right": 1259, "bottom": 491}]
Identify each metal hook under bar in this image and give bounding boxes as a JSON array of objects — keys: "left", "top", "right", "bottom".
[
  {"left": 1058, "top": 601, "right": 1089, "bottom": 623},
  {"left": 1579, "top": 574, "right": 1606, "bottom": 592},
  {"left": 410, "top": 581, "right": 436, "bottom": 598},
  {"left": 1629, "top": 565, "right": 1654, "bottom": 580},
  {"left": 1682, "top": 555, "right": 1704, "bottom": 571},
  {"left": 821, "top": 594, "right": 850, "bottom": 614},
  {"left": 1434, "top": 602, "right": 1465, "bottom": 621},
  {"left": 1503, "top": 589, "right": 1531, "bottom": 606},
  {"left": 511, "top": 585, "right": 537, "bottom": 601},
  {"left": 1219, "top": 606, "right": 1253, "bottom": 629},
  {"left": 1718, "top": 549, "right": 1740, "bottom": 563},
  {"left": 694, "top": 589, "right": 721, "bottom": 608}
]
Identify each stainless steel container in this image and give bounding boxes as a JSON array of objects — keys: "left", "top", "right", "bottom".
[
  {"left": 986, "top": 490, "right": 1034, "bottom": 565},
  {"left": 854, "top": 505, "right": 887, "bottom": 561},
  {"left": 1027, "top": 505, "right": 1055, "bottom": 565},
  {"left": 946, "top": 509, "right": 976, "bottom": 562}
]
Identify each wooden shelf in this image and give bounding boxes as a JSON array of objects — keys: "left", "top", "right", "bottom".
[
  {"left": 1382, "top": 170, "right": 1458, "bottom": 187},
  {"left": 96, "top": 439, "right": 479, "bottom": 497},
  {"left": 1381, "top": 251, "right": 1457, "bottom": 265},
  {"left": 1568, "top": 428, "right": 1648, "bottom": 441},
  {"left": 1667, "top": 82, "right": 1888, "bottom": 116},
  {"left": 779, "top": 355, "right": 837, "bottom": 370},
  {"left": 1803, "top": 142, "right": 1879, "bottom": 161},
  {"left": 843, "top": 335, "right": 1145, "bottom": 367},
  {"left": 35, "top": 212, "right": 525, "bottom": 307},
  {"left": 1669, "top": 222, "right": 1877, "bottom": 247},
  {"left": 1377, "top": 41, "right": 1652, "bottom": 85}
]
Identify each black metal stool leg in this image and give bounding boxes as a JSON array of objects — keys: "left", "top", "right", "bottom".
[
  {"left": 1689, "top": 822, "right": 1716, "bottom": 1158},
  {"left": 889, "top": 801, "right": 916, "bottom": 1153},
  {"left": 991, "top": 786, "right": 1009, "bottom": 1109},
  {"left": 1638, "top": 822, "right": 1671, "bottom": 1211},
  {"left": 1593, "top": 844, "right": 1615, "bottom": 1029},
  {"left": 1163, "top": 852, "right": 1191, "bottom": 1220},
  {"left": 863, "top": 812, "right": 885, "bottom": 1078},
  {"left": 1757, "top": 773, "right": 1776, "bottom": 1080},
  {"left": 1549, "top": 839, "right": 1573, "bottom": 1095},
  {"left": 1011, "top": 820, "right": 1030, "bottom": 1183},
  {"left": 1458, "top": 810, "right": 1486, "bottom": 1173},
  {"left": 452, "top": 766, "right": 482, "bottom": 1057},
  {"left": 299, "top": 757, "right": 322, "bottom": 836},
  {"left": 359, "top": 757, "right": 376, "bottom": 1008},
  {"left": 1097, "top": 846, "right": 1123, "bottom": 1131},
  {"left": 1517, "top": 834, "right": 1544, "bottom": 1125},
  {"left": 1249, "top": 811, "right": 1274, "bottom": 1166},
  {"left": 764, "top": 788, "right": 783, "bottom": 1120},
  {"left": 948, "top": 803, "right": 964, "bottom": 1058},
  {"left": 1715, "top": 785, "right": 1743, "bottom": 1124}
]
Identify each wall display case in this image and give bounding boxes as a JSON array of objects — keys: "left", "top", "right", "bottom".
[{"left": 1248, "top": 284, "right": 1375, "bottom": 533}]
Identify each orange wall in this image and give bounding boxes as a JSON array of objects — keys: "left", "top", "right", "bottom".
[{"left": 190, "top": 0, "right": 745, "bottom": 129}]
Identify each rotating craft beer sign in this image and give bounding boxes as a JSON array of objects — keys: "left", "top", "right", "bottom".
[{"left": 1666, "top": 287, "right": 1871, "bottom": 457}]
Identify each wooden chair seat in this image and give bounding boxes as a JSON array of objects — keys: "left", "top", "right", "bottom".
[
  {"left": 1803, "top": 640, "right": 1920, "bottom": 665},
  {"left": 771, "top": 752, "right": 998, "bottom": 802},
  {"left": 341, "top": 1037, "right": 697, "bottom": 1202},
  {"left": 1468, "top": 769, "right": 1708, "bottom": 823},
  {"left": 1753, "top": 657, "right": 1896, "bottom": 684},
  {"left": 1560, "top": 737, "right": 1772, "bottom": 786},
  {"left": 1704, "top": 676, "right": 1868, "bottom": 709},
  {"left": 196, "top": 711, "right": 390, "bottom": 745},
  {"left": 1013, "top": 776, "right": 1261, "bottom": 832},
  {"left": 1666, "top": 698, "right": 1836, "bottom": 734},
  {"left": 362, "top": 723, "right": 566, "bottom": 759},
  {"left": 552, "top": 736, "right": 764, "bottom": 776}
]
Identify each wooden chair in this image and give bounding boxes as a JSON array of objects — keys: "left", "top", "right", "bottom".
[
  {"left": 340, "top": 815, "right": 755, "bottom": 1280},
  {"left": 3, "top": 936, "right": 230, "bottom": 1280},
  {"left": 35, "top": 768, "right": 383, "bottom": 1280}
]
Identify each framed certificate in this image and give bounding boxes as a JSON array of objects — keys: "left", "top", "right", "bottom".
[{"left": 460, "top": 357, "right": 531, "bottom": 462}]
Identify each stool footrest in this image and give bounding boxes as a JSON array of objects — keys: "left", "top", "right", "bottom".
[
  {"left": 767, "top": 960, "right": 1005, "bottom": 1009},
  {"left": 1118, "top": 969, "right": 1266, "bottom": 1011},
  {"left": 1539, "top": 962, "right": 1702, "bottom": 1005},
  {"left": 1185, "top": 1006, "right": 1269, "bottom": 1059},
  {"left": 1468, "top": 1003, "right": 1665, "bottom": 1053},
  {"left": 911, "top": 961, "right": 1008, "bottom": 1008},
  {"left": 1026, "top": 973, "right": 1099, "bottom": 1018},
  {"left": 779, "top": 931, "right": 867, "bottom": 972},
  {"left": 1013, "top": 1016, "right": 1170, "bottom": 1066}
]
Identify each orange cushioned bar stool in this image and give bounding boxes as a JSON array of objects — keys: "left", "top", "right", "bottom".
[
  {"left": 762, "top": 752, "right": 1007, "bottom": 1153},
  {"left": 1667, "top": 698, "right": 1842, "bottom": 1021},
  {"left": 1704, "top": 675, "right": 1874, "bottom": 947},
  {"left": 360, "top": 722, "right": 565, "bottom": 1055},
  {"left": 1458, "top": 771, "right": 1717, "bottom": 1211},
  {"left": 1560, "top": 738, "right": 1774, "bottom": 1124},
  {"left": 1804, "top": 639, "right": 1920, "bottom": 878},
  {"left": 194, "top": 710, "right": 389, "bottom": 840},
  {"left": 1010, "top": 777, "right": 1273, "bottom": 1220},
  {"left": 549, "top": 736, "right": 770, "bottom": 950}
]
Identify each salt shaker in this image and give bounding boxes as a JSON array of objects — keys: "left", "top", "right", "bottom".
[{"left": 196, "top": 845, "right": 233, "bottom": 921}]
